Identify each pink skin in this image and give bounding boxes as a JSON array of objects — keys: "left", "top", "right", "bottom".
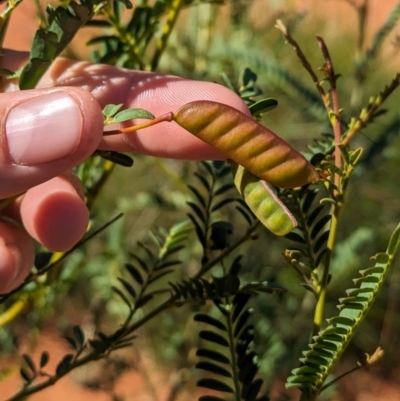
[{"left": 0, "top": 50, "right": 250, "bottom": 294}]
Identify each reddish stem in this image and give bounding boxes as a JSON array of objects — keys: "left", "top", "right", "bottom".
[
  {"left": 316, "top": 36, "right": 342, "bottom": 174},
  {"left": 103, "top": 112, "right": 174, "bottom": 136}
]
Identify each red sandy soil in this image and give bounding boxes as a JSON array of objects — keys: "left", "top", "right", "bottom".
[
  {"left": 0, "top": 328, "right": 202, "bottom": 401},
  {"left": 1, "top": 327, "right": 400, "bottom": 401}
]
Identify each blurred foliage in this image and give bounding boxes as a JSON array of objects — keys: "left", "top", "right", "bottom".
[{"left": 1, "top": 1, "right": 400, "bottom": 401}]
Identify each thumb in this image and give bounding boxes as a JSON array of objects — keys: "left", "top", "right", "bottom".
[{"left": 0, "top": 87, "right": 104, "bottom": 199}]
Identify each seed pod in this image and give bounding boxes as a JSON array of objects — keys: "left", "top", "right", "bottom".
[
  {"left": 232, "top": 163, "right": 297, "bottom": 236},
  {"left": 173, "top": 101, "right": 318, "bottom": 189}
]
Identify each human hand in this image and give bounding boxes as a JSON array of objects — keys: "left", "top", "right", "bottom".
[{"left": 0, "top": 50, "right": 249, "bottom": 294}]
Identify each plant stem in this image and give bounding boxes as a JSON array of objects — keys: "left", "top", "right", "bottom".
[
  {"left": 102, "top": 4, "right": 144, "bottom": 70},
  {"left": 104, "top": 112, "right": 174, "bottom": 136},
  {"left": 86, "top": 160, "right": 115, "bottom": 209},
  {"left": 0, "top": 0, "right": 25, "bottom": 25},
  {"left": 275, "top": 20, "right": 326, "bottom": 101},
  {"left": 316, "top": 36, "right": 342, "bottom": 184},
  {"left": 320, "top": 364, "right": 362, "bottom": 392},
  {"left": 320, "top": 346, "right": 385, "bottom": 394},
  {"left": 342, "top": 73, "right": 400, "bottom": 146},
  {"left": 300, "top": 391, "right": 318, "bottom": 401},
  {"left": 226, "top": 299, "right": 241, "bottom": 401},
  {"left": 32, "top": 0, "right": 47, "bottom": 27},
  {"left": 349, "top": 0, "right": 370, "bottom": 110},
  {"left": 124, "top": 293, "right": 178, "bottom": 336},
  {"left": 151, "top": 0, "right": 184, "bottom": 71},
  {"left": 357, "top": 0, "right": 369, "bottom": 51},
  {"left": 0, "top": 297, "right": 27, "bottom": 327},
  {"left": 311, "top": 37, "right": 343, "bottom": 336},
  {"left": 202, "top": 168, "right": 216, "bottom": 264},
  {"left": 40, "top": 214, "right": 124, "bottom": 277},
  {"left": 312, "top": 206, "right": 339, "bottom": 335},
  {"left": 0, "top": 13, "right": 10, "bottom": 48}
]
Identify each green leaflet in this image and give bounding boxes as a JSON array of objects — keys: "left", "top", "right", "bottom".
[
  {"left": 173, "top": 101, "right": 319, "bottom": 189},
  {"left": 231, "top": 163, "right": 297, "bottom": 236},
  {"left": 18, "top": 0, "right": 132, "bottom": 89},
  {"left": 19, "top": 1, "right": 95, "bottom": 89},
  {"left": 194, "top": 279, "right": 270, "bottom": 401},
  {"left": 286, "top": 223, "right": 400, "bottom": 394}
]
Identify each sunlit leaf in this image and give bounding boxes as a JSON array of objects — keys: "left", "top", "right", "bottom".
[
  {"left": 103, "top": 103, "right": 124, "bottom": 118},
  {"left": 113, "top": 108, "right": 155, "bottom": 123}
]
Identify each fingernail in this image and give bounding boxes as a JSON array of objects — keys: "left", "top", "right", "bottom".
[{"left": 5, "top": 92, "right": 82, "bottom": 165}]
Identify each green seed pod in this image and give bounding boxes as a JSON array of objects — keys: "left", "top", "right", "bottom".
[
  {"left": 173, "top": 101, "right": 318, "bottom": 189},
  {"left": 232, "top": 163, "right": 297, "bottom": 236}
]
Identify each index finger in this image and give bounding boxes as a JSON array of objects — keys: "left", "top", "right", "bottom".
[{"left": 38, "top": 57, "right": 251, "bottom": 160}]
